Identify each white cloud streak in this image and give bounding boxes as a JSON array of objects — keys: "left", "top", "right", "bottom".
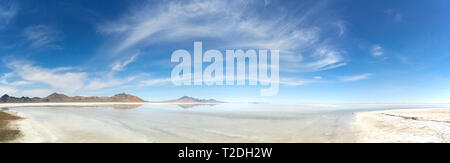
[
  {"left": 6, "top": 61, "right": 87, "bottom": 93},
  {"left": 371, "top": 44, "right": 383, "bottom": 57},
  {"left": 139, "top": 78, "right": 172, "bottom": 86},
  {"left": 23, "top": 25, "right": 60, "bottom": 48},
  {"left": 282, "top": 47, "right": 347, "bottom": 72},
  {"left": 2, "top": 60, "right": 146, "bottom": 95},
  {"left": 0, "top": 86, "right": 17, "bottom": 96},
  {"left": 340, "top": 73, "right": 373, "bottom": 82},
  {"left": 111, "top": 51, "right": 139, "bottom": 71},
  {"left": 0, "top": 0, "right": 17, "bottom": 29}
]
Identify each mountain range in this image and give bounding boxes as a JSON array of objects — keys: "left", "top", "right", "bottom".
[
  {"left": 162, "top": 96, "right": 224, "bottom": 104},
  {"left": 0, "top": 93, "right": 224, "bottom": 104},
  {"left": 0, "top": 93, "right": 146, "bottom": 103}
]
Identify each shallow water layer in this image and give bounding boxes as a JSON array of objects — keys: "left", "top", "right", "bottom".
[{"left": 9, "top": 103, "right": 450, "bottom": 143}]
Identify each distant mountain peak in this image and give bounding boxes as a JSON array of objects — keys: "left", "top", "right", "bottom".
[
  {"left": 168, "top": 96, "right": 224, "bottom": 104},
  {"left": 45, "top": 92, "right": 69, "bottom": 99},
  {"left": 111, "top": 93, "right": 145, "bottom": 102},
  {"left": 178, "top": 96, "right": 195, "bottom": 100},
  {"left": 113, "top": 93, "right": 131, "bottom": 97}
]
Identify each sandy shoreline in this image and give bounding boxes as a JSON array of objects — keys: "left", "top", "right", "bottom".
[
  {"left": 0, "top": 110, "right": 56, "bottom": 143},
  {"left": 354, "top": 109, "right": 450, "bottom": 143}
]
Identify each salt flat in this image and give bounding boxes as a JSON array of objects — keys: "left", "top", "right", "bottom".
[
  {"left": 354, "top": 109, "right": 450, "bottom": 143},
  {"left": 6, "top": 103, "right": 360, "bottom": 142},
  {"left": 3, "top": 103, "right": 450, "bottom": 143}
]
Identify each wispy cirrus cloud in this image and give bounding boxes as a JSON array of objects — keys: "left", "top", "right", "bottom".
[
  {"left": 6, "top": 60, "right": 87, "bottom": 93},
  {"left": 371, "top": 44, "right": 383, "bottom": 57},
  {"left": 335, "top": 20, "right": 346, "bottom": 37},
  {"left": 0, "top": 86, "right": 17, "bottom": 96},
  {"left": 23, "top": 25, "right": 61, "bottom": 48},
  {"left": 98, "top": 0, "right": 346, "bottom": 72},
  {"left": 139, "top": 78, "right": 172, "bottom": 87},
  {"left": 282, "top": 47, "right": 347, "bottom": 72},
  {"left": 340, "top": 73, "right": 373, "bottom": 82},
  {"left": 8, "top": 80, "right": 32, "bottom": 86},
  {"left": 111, "top": 51, "right": 139, "bottom": 71},
  {"left": 279, "top": 77, "right": 321, "bottom": 86},
  {"left": 385, "top": 9, "right": 403, "bottom": 23},
  {"left": 2, "top": 59, "right": 147, "bottom": 95},
  {"left": 0, "top": 0, "right": 17, "bottom": 30}
]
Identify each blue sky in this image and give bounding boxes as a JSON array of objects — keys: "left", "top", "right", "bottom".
[{"left": 0, "top": 0, "right": 449, "bottom": 103}]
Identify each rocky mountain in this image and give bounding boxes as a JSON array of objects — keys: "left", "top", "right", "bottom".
[
  {"left": 0, "top": 94, "right": 35, "bottom": 103},
  {"left": 165, "top": 96, "right": 224, "bottom": 104},
  {"left": 0, "top": 93, "right": 146, "bottom": 103},
  {"left": 110, "top": 93, "right": 145, "bottom": 102}
]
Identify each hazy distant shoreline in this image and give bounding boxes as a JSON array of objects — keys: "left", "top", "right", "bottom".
[{"left": 0, "top": 102, "right": 225, "bottom": 108}]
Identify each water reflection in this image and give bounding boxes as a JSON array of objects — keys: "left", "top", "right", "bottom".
[
  {"left": 108, "top": 104, "right": 143, "bottom": 109},
  {"left": 71, "top": 104, "right": 143, "bottom": 110},
  {"left": 175, "top": 104, "right": 218, "bottom": 109},
  {"left": 10, "top": 104, "right": 359, "bottom": 142},
  {"left": 10, "top": 103, "right": 450, "bottom": 143}
]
